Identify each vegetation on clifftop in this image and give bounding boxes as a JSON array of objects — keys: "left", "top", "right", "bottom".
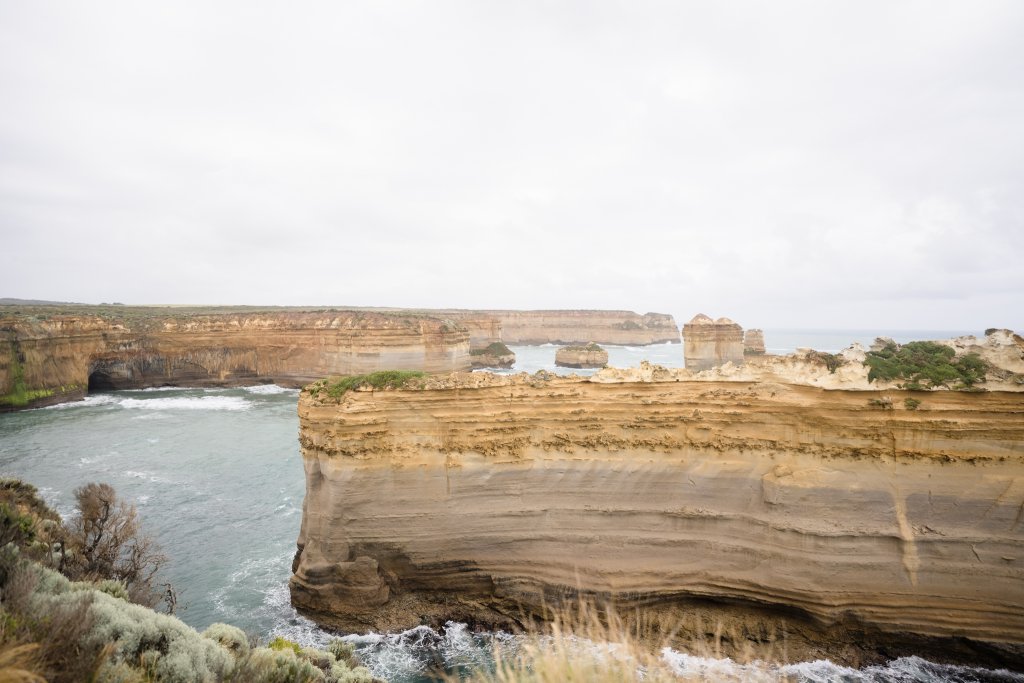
[
  {"left": 308, "top": 370, "right": 428, "bottom": 400},
  {"left": 864, "top": 340, "right": 988, "bottom": 390},
  {"left": 469, "top": 342, "right": 513, "bottom": 357},
  {"left": 561, "top": 342, "right": 605, "bottom": 353}
]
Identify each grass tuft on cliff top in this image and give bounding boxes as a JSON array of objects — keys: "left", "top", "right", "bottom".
[
  {"left": 315, "top": 370, "right": 428, "bottom": 400},
  {"left": 864, "top": 340, "right": 988, "bottom": 390},
  {"left": 469, "top": 342, "right": 513, "bottom": 357}
]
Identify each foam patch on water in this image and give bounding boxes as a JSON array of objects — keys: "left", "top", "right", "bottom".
[
  {"left": 243, "top": 384, "right": 298, "bottom": 395},
  {"left": 42, "top": 394, "right": 120, "bottom": 409},
  {"left": 118, "top": 396, "right": 251, "bottom": 411},
  {"left": 659, "top": 650, "right": 1024, "bottom": 682},
  {"left": 123, "top": 470, "right": 170, "bottom": 483}
]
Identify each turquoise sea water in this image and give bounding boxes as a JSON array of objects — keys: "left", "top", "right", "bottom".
[{"left": 0, "top": 331, "right": 1016, "bottom": 682}]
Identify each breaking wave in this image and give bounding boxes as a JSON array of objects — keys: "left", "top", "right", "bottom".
[
  {"left": 243, "top": 384, "right": 299, "bottom": 395},
  {"left": 290, "top": 622, "right": 1024, "bottom": 683},
  {"left": 117, "top": 396, "right": 251, "bottom": 411}
]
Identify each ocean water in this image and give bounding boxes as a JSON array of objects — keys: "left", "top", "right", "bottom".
[{"left": 0, "top": 329, "right": 1013, "bottom": 682}]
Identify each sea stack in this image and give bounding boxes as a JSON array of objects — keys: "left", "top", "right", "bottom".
[
  {"left": 469, "top": 341, "right": 516, "bottom": 369},
  {"left": 744, "top": 328, "right": 766, "bottom": 355},
  {"left": 682, "top": 313, "right": 744, "bottom": 371},
  {"left": 554, "top": 342, "right": 608, "bottom": 368}
]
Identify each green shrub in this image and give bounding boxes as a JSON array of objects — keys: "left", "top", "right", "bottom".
[
  {"left": 561, "top": 342, "right": 604, "bottom": 353},
  {"left": 203, "top": 622, "right": 250, "bottom": 657},
  {"left": 327, "top": 639, "right": 358, "bottom": 668},
  {"left": 904, "top": 398, "right": 921, "bottom": 411},
  {"left": 236, "top": 647, "right": 324, "bottom": 683},
  {"left": 268, "top": 636, "right": 302, "bottom": 655},
  {"left": 90, "top": 579, "right": 130, "bottom": 601},
  {"left": 868, "top": 397, "right": 894, "bottom": 410},
  {"left": 469, "top": 342, "right": 512, "bottom": 357},
  {"left": 806, "top": 350, "right": 844, "bottom": 373},
  {"left": 325, "top": 371, "right": 426, "bottom": 399},
  {"left": 864, "top": 340, "right": 988, "bottom": 390}
]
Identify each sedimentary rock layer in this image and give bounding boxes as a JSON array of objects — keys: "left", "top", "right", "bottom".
[
  {"left": 293, "top": 371, "right": 1024, "bottom": 664},
  {"left": 448, "top": 310, "right": 680, "bottom": 345},
  {"left": 683, "top": 313, "right": 745, "bottom": 370},
  {"left": 0, "top": 308, "right": 469, "bottom": 409},
  {"left": 744, "top": 328, "right": 766, "bottom": 355}
]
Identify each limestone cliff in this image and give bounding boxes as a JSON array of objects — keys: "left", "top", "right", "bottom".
[
  {"left": 292, "top": 368, "right": 1024, "bottom": 667},
  {"left": 0, "top": 307, "right": 469, "bottom": 410},
  {"left": 444, "top": 310, "right": 679, "bottom": 345},
  {"left": 744, "top": 328, "right": 766, "bottom": 355},
  {"left": 683, "top": 314, "right": 745, "bottom": 370}
]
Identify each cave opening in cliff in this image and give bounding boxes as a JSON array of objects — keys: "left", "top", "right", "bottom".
[{"left": 87, "top": 369, "right": 116, "bottom": 392}]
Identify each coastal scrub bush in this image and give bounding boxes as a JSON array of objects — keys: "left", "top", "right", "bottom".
[
  {"left": 904, "top": 398, "right": 921, "bottom": 410},
  {"left": 325, "top": 370, "right": 427, "bottom": 399},
  {"left": 268, "top": 635, "right": 302, "bottom": 655},
  {"left": 864, "top": 341, "right": 988, "bottom": 390},
  {"left": 805, "top": 350, "right": 844, "bottom": 373},
  {"left": 868, "top": 397, "right": 894, "bottom": 410},
  {"left": 202, "top": 622, "right": 250, "bottom": 657}
]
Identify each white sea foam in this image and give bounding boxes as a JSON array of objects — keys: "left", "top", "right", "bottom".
[
  {"left": 123, "top": 470, "right": 168, "bottom": 483},
  {"left": 118, "top": 396, "right": 251, "bottom": 411},
  {"left": 43, "top": 394, "right": 119, "bottom": 409},
  {"left": 243, "top": 384, "right": 298, "bottom": 395}
]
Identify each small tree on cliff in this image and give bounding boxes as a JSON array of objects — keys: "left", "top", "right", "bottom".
[{"left": 65, "top": 482, "right": 167, "bottom": 607}]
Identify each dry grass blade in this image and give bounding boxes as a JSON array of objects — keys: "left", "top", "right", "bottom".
[{"left": 0, "top": 643, "right": 45, "bottom": 683}]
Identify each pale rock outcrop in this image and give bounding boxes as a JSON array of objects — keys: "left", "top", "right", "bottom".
[
  {"left": 682, "top": 314, "right": 745, "bottom": 371},
  {"left": 743, "top": 328, "right": 766, "bottom": 355},
  {"left": 454, "top": 310, "right": 680, "bottom": 345},
  {"left": 554, "top": 342, "right": 608, "bottom": 368}
]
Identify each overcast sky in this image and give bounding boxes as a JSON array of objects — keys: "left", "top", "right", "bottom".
[{"left": 1, "top": 2, "right": 1021, "bottom": 330}]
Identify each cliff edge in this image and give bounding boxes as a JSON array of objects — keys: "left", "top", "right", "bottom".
[{"left": 292, "top": 344, "right": 1024, "bottom": 667}]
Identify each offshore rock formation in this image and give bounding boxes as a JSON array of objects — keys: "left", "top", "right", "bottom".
[
  {"left": 744, "top": 328, "right": 766, "bottom": 355},
  {"left": 0, "top": 307, "right": 469, "bottom": 410},
  {"left": 554, "top": 342, "right": 608, "bottom": 368},
  {"left": 682, "top": 314, "right": 745, "bottom": 370},
  {"left": 456, "top": 310, "right": 679, "bottom": 345},
  {"left": 292, "top": 365, "right": 1024, "bottom": 666},
  {"left": 469, "top": 342, "right": 516, "bottom": 369}
]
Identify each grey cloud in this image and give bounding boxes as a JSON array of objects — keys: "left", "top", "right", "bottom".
[{"left": 1, "top": 1, "right": 1021, "bottom": 329}]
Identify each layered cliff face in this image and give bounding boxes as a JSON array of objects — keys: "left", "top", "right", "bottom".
[
  {"left": 293, "top": 369, "right": 1024, "bottom": 666},
  {"left": 682, "top": 313, "right": 745, "bottom": 370},
  {"left": 744, "top": 328, "right": 766, "bottom": 355},
  {"left": 0, "top": 308, "right": 469, "bottom": 409},
  {"left": 466, "top": 310, "right": 679, "bottom": 345}
]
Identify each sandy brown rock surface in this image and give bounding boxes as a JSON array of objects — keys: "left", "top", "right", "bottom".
[
  {"left": 0, "top": 307, "right": 469, "bottom": 409},
  {"left": 683, "top": 314, "right": 745, "bottom": 370},
  {"left": 554, "top": 342, "right": 609, "bottom": 368},
  {"left": 442, "top": 309, "right": 680, "bottom": 345},
  {"left": 292, "top": 366, "right": 1024, "bottom": 667}
]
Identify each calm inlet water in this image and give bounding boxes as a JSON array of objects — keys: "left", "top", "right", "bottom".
[{"left": 1, "top": 334, "right": 1016, "bottom": 682}]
